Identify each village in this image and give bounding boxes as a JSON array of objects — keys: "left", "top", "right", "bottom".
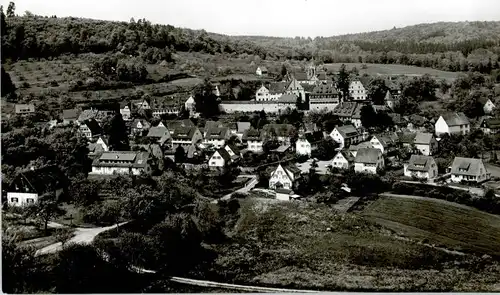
[{"left": 6, "top": 62, "right": 500, "bottom": 206}]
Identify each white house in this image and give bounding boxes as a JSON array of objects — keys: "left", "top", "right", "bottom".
[
  {"left": 208, "top": 148, "right": 232, "bottom": 168},
  {"left": 242, "top": 129, "right": 264, "bottom": 153},
  {"left": 370, "top": 133, "right": 398, "bottom": 155},
  {"left": 89, "top": 151, "right": 152, "bottom": 176},
  {"left": 384, "top": 90, "right": 398, "bottom": 110},
  {"left": 204, "top": 127, "right": 230, "bottom": 148},
  {"left": 404, "top": 155, "right": 438, "bottom": 180},
  {"left": 479, "top": 117, "right": 500, "bottom": 134},
  {"left": 79, "top": 119, "right": 102, "bottom": 140},
  {"left": 6, "top": 166, "right": 65, "bottom": 207},
  {"left": 119, "top": 102, "right": 131, "bottom": 121},
  {"left": 331, "top": 151, "right": 354, "bottom": 170},
  {"left": 354, "top": 148, "right": 384, "bottom": 174},
  {"left": 185, "top": 96, "right": 196, "bottom": 113},
  {"left": 171, "top": 127, "right": 203, "bottom": 149},
  {"left": 332, "top": 102, "right": 364, "bottom": 128},
  {"left": 348, "top": 78, "right": 369, "bottom": 101},
  {"left": 295, "top": 132, "right": 324, "bottom": 157},
  {"left": 450, "top": 157, "right": 490, "bottom": 183},
  {"left": 414, "top": 132, "right": 438, "bottom": 156},
  {"left": 479, "top": 97, "right": 496, "bottom": 115},
  {"left": 285, "top": 78, "right": 306, "bottom": 101},
  {"left": 435, "top": 112, "right": 470, "bottom": 136},
  {"left": 308, "top": 83, "right": 340, "bottom": 112},
  {"left": 330, "top": 125, "right": 362, "bottom": 149},
  {"left": 256, "top": 66, "right": 268, "bottom": 76},
  {"left": 269, "top": 164, "right": 302, "bottom": 191}
]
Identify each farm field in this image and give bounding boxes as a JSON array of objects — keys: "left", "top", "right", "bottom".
[
  {"left": 362, "top": 195, "right": 500, "bottom": 256},
  {"left": 324, "top": 63, "right": 460, "bottom": 81},
  {"left": 206, "top": 198, "right": 500, "bottom": 292}
]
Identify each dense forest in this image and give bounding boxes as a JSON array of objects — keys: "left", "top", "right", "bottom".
[{"left": 1, "top": 3, "right": 500, "bottom": 74}]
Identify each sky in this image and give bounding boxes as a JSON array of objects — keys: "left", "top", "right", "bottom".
[{"left": 3, "top": 0, "right": 500, "bottom": 37}]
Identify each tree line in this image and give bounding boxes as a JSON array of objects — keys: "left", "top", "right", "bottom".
[{"left": 1, "top": 3, "right": 499, "bottom": 75}]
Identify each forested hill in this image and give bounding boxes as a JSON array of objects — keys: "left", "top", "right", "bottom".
[
  {"left": 1, "top": 5, "right": 499, "bottom": 74},
  {"left": 328, "top": 21, "right": 500, "bottom": 43}
]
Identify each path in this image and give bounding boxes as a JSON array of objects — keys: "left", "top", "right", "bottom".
[
  {"left": 211, "top": 175, "right": 258, "bottom": 204},
  {"left": 35, "top": 222, "right": 128, "bottom": 256}
]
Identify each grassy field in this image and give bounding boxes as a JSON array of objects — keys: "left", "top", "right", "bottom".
[
  {"left": 324, "top": 63, "right": 459, "bottom": 81},
  {"left": 207, "top": 198, "right": 500, "bottom": 292},
  {"left": 362, "top": 196, "right": 500, "bottom": 256}
]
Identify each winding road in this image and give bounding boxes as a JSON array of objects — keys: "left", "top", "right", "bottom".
[{"left": 35, "top": 222, "right": 128, "bottom": 256}]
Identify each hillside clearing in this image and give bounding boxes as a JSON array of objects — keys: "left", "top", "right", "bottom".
[
  {"left": 362, "top": 195, "right": 500, "bottom": 256},
  {"left": 206, "top": 198, "right": 500, "bottom": 292},
  {"left": 324, "top": 63, "right": 459, "bottom": 81}
]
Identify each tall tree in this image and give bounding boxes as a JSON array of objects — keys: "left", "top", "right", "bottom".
[
  {"left": 360, "top": 105, "right": 378, "bottom": 129},
  {"left": 6, "top": 1, "right": 15, "bottom": 17},
  {"left": 193, "top": 79, "right": 220, "bottom": 118},
  {"left": 174, "top": 146, "right": 185, "bottom": 163},
  {"left": 107, "top": 113, "right": 129, "bottom": 151},
  {"left": 1, "top": 66, "right": 16, "bottom": 99},
  {"left": 367, "top": 77, "right": 389, "bottom": 105},
  {"left": 33, "top": 192, "right": 65, "bottom": 234},
  {"left": 337, "top": 64, "right": 350, "bottom": 100}
]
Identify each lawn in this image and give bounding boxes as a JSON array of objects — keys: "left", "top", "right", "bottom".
[
  {"left": 362, "top": 196, "right": 500, "bottom": 256},
  {"left": 206, "top": 198, "right": 500, "bottom": 291},
  {"left": 324, "top": 63, "right": 459, "bottom": 81}
]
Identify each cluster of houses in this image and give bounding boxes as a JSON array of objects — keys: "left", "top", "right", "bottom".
[
  {"left": 5, "top": 63, "right": 500, "bottom": 206},
  {"left": 265, "top": 107, "right": 493, "bottom": 197}
]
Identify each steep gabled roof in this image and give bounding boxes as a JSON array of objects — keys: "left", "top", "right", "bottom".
[
  {"left": 292, "top": 72, "right": 309, "bottom": 81},
  {"left": 287, "top": 78, "right": 304, "bottom": 91},
  {"left": 355, "top": 148, "right": 381, "bottom": 164},
  {"left": 332, "top": 102, "right": 358, "bottom": 117},
  {"left": 414, "top": 132, "right": 433, "bottom": 145},
  {"left": 268, "top": 82, "right": 288, "bottom": 94},
  {"left": 213, "top": 148, "right": 232, "bottom": 163},
  {"left": 81, "top": 119, "right": 102, "bottom": 135},
  {"left": 450, "top": 157, "right": 486, "bottom": 176},
  {"left": 172, "top": 126, "right": 198, "bottom": 140},
  {"left": 263, "top": 124, "right": 296, "bottom": 137},
  {"left": 312, "top": 83, "right": 338, "bottom": 95},
  {"left": 397, "top": 132, "right": 417, "bottom": 144},
  {"left": 358, "top": 76, "right": 372, "bottom": 88},
  {"left": 335, "top": 125, "right": 359, "bottom": 138},
  {"left": 481, "top": 117, "right": 500, "bottom": 129},
  {"left": 242, "top": 128, "right": 262, "bottom": 141},
  {"left": 407, "top": 155, "right": 435, "bottom": 172},
  {"left": 277, "top": 93, "right": 298, "bottom": 103},
  {"left": 8, "top": 165, "right": 67, "bottom": 195},
  {"left": 441, "top": 112, "right": 470, "bottom": 126},
  {"left": 147, "top": 126, "right": 170, "bottom": 138},
  {"left": 206, "top": 127, "right": 229, "bottom": 140}
]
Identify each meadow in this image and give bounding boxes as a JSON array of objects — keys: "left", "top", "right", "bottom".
[
  {"left": 206, "top": 198, "right": 500, "bottom": 292},
  {"left": 362, "top": 195, "right": 500, "bottom": 256},
  {"left": 324, "top": 63, "right": 460, "bottom": 81}
]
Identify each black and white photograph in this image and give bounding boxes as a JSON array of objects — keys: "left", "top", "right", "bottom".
[{"left": 1, "top": 0, "right": 500, "bottom": 293}]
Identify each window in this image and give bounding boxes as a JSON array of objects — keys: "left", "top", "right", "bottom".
[
  {"left": 27, "top": 198, "right": 34, "bottom": 204},
  {"left": 211, "top": 161, "right": 216, "bottom": 165},
  {"left": 11, "top": 197, "right": 19, "bottom": 203}
]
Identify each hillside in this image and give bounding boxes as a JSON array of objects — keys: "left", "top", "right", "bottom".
[
  {"left": 328, "top": 21, "right": 500, "bottom": 43},
  {"left": 1, "top": 10, "right": 499, "bottom": 74}
]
